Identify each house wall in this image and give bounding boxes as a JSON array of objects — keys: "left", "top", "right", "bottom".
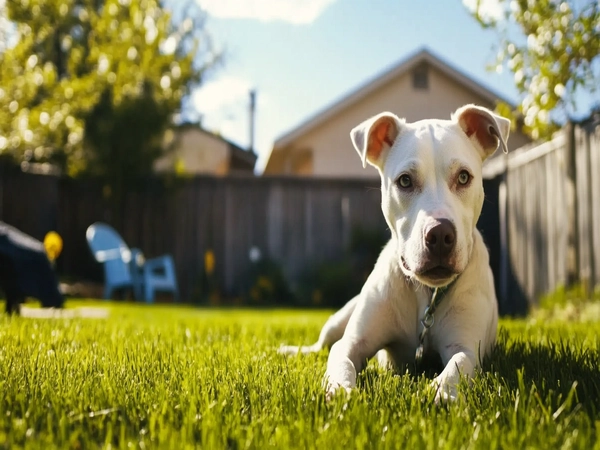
[
  {"left": 155, "top": 128, "right": 230, "bottom": 175},
  {"left": 266, "top": 65, "right": 531, "bottom": 178}
]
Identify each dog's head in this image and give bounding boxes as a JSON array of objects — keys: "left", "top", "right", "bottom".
[{"left": 350, "top": 104, "right": 510, "bottom": 288}]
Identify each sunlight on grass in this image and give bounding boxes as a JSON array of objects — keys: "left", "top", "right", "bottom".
[{"left": 0, "top": 300, "right": 599, "bottom": 449}]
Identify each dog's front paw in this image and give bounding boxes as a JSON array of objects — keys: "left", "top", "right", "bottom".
[
  {"left": 431, "top": 376, "right": 458, "bottom": 405},
  {"left": 323, "top": 377, "right": 352, "bottom": 402},
  {"left": 325, "top": 382, "right": 352, "bottom": 402}
]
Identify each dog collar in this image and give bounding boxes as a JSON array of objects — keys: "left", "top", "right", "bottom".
[{"left": 415, "top": 279, "right": 457, "bottom": 369}]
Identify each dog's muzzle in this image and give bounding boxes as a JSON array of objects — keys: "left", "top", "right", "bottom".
[{"left": 402, "top": 219, "right": 459, "bottom": 285}]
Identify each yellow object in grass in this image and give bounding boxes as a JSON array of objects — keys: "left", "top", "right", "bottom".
[
  {"left": 204, "top": 250, "right": 215, "bottom": 275},
  {"left": 43, "top": 231, "right": 63, "bottom": 262}
]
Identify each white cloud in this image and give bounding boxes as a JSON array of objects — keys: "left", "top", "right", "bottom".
[
  {"left": 192, "top": 76, "right": 253, "bottom": 113},
  {"left": 196, "top": 0, "right": 337, "bottom": 25},
  {"left": 462, "top": 0, "right": 504, "bottom": 22}
]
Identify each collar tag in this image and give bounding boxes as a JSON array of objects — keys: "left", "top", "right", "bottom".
[{"left": 414, "top": 280, "right": 456, "bottom": 368}]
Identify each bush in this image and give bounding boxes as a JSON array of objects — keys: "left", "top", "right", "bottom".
[
  {"left": 297, "top": 226, "right": 389, "bottom": 308},
  {"left": 539, "top": 283, "right": 600, "bottom": 310},
  {"left": 245, "top": 258, "right": 295, "bottom": 306}
]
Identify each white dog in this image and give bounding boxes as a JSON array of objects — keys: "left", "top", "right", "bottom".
[{"left": 280, "top": 104, "right": 509, "bottom": 403}]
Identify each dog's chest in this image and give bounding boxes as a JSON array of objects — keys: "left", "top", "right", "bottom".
[
  {"left": 409, "top": 287, "right": 452, "bottom": 350},
  {"left": 389, "top": 286, "right": 438, "bottom": 341},
  {"left": 384, "top": 287, "right": 447, "bottom": 371},
  {"left": 414, "top": 288, "right": 447, "bottom": 371}
]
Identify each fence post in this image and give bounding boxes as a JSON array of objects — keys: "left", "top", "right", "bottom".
[
  {"left": 565, "top": 122, "right": 579, "bottom": 287},
  {"left": 498, "top": 169, "right": 509, "bottom": 312},
  {"left": 583, "top": 121, "right": 596, "bottom": 292}
]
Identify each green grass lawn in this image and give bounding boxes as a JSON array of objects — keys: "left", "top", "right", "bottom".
[{"left": 0, "top": 299, "right": 599, "bottom": 449}]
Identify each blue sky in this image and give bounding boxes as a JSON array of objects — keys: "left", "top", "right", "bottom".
[{"left": 188, "top": 0, "right": 517, "bottom": 171}]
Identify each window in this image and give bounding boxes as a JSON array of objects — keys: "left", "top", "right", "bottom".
[{"left": 412, "top": 65, "right": 429, "bottom": 90}]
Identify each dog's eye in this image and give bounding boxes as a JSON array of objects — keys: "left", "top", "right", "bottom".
[
  {"left": 397, "top": 174, "right": 412, "bottom": 189},
  {"left": 457, "top": 170, "right": 471, "bottom": 186}
]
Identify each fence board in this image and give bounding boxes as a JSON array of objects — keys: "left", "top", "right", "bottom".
[
  {"left": 575, "top": 126, "right": 593, "bottom": 289},
  {"left": 592, "top": 127, "right": 600, "bottom": 286}
]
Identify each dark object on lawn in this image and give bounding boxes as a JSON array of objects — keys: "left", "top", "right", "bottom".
[{"left": 0, "top": 222, "right": 64, "bottom": 314}]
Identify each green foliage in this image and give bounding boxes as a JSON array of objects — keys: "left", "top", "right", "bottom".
[
  {"left": 298, "top": 227, "right": 388, "bottom": 308},
  {"left": 246, "top": 258, "right": 295, "bottom": 305},
  {"left": 0, "top": 301, "right": 599, "bottom": 448},
  {"left": 0, "top": 0, "right": 217, "bottom": 181},
  {"left": 539, "top": 283, "right": 596, "bottom": 309},
  {"left": 307, "top": 260, "right": 361, "bottom": 307},
  {"left": 465, "top": 0, "right": 600, "bottom": 139},
  {"left": 534, "top": 283, "right": 600, "bottom": 322},
  {"left": 348, "top": 226, "right": 388, "bottom": 276},
  {"left": 241, "top": 227, "right": 388, "bottom": 308}
]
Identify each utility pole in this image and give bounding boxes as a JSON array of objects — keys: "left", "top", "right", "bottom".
[{"left": 249, "top": 89, "right": 256, "bottom": 154}]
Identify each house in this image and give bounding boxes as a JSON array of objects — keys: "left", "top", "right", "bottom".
[
  {"left": 262, "top": 48, "right": 531, "bottom": 178},
  {"left": 155, "top": 124, "right": 257, "bottom": 175}
]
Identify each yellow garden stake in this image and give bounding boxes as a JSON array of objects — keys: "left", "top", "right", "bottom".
[
  {"left": 44, "top": 231, "right": 63, "bottom": 265},
  {"left": 204, "top": 249, "right": 219, "bottom": 305},
  {"left": 204, "top": 250, "right": 215, "bottom": 276}
]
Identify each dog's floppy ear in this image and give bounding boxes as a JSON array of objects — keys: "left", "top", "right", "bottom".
[
  {"left": 453, "top": 104, "right": 510, "bottom": 160},
  {"left": 350, "top": 112, "right": 403, "bottom": 169}
]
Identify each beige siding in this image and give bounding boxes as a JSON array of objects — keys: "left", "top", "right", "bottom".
[
  {"left": 266, "top": 64, "right": 531, "bottom": 178},
  {"left": 263, "top": 149, "right": 288, "bottom": 174}
]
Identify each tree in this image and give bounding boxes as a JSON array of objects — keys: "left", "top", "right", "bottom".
[
  {"left": 0, "top": 0, "right": 218, "bottom": 185},
  {"left": 464, "top": 0, "right": 600, "bottom": 139}
]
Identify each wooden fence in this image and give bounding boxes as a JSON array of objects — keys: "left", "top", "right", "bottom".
[
  {"left": 483, "top": 117, "right": 600, "bottom": 310},
  {"left": 0, "top": 166, "right": 387, "bottom": 303}
]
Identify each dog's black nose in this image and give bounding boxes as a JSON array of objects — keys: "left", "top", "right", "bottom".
[{"left": 424, "top": 219, "right": 456, "bottom": 258}]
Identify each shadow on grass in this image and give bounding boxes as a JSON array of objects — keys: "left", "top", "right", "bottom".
[
  {"left": 354, "top": 329, "right": 599, "bottom": 417},
  {"left": 484, "top": 333, "right": 600, "bottom": 416}
]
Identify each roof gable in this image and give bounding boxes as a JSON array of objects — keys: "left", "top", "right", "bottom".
[{"left": 273, "top": 47, "right": 515, "bottom": 150}]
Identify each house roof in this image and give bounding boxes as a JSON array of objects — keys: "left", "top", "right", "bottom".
[
  {"left": 271, "top": 47, "right": 516, "bottom": 153},
  {"left": 175, "top": 122, "right": 257, "bottom": 166}
]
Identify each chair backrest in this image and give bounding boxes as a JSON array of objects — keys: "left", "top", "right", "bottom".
[{"left": 86, "top": 222, "right": 132, "bottom": 286}]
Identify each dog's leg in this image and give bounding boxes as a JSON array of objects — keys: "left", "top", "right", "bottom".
[
  {"left": 431, "top": 345, "right": 477, "bottom": 403},
  {"left": 279, "top": 295, "right": 360, "bottom": 355},
  {"left": 431, "top": 307, "right": 497, "bottom": 403},
  {"left": 375, "top": 349, "right": 398, "bottom": 371},
  {"left": 324, "top": 296, "right": 397, "bottom": 399}
]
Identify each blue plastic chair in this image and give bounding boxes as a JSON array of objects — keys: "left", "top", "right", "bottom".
[{"left": 86, "top": 222, "right": 179, "bottom": 303}]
